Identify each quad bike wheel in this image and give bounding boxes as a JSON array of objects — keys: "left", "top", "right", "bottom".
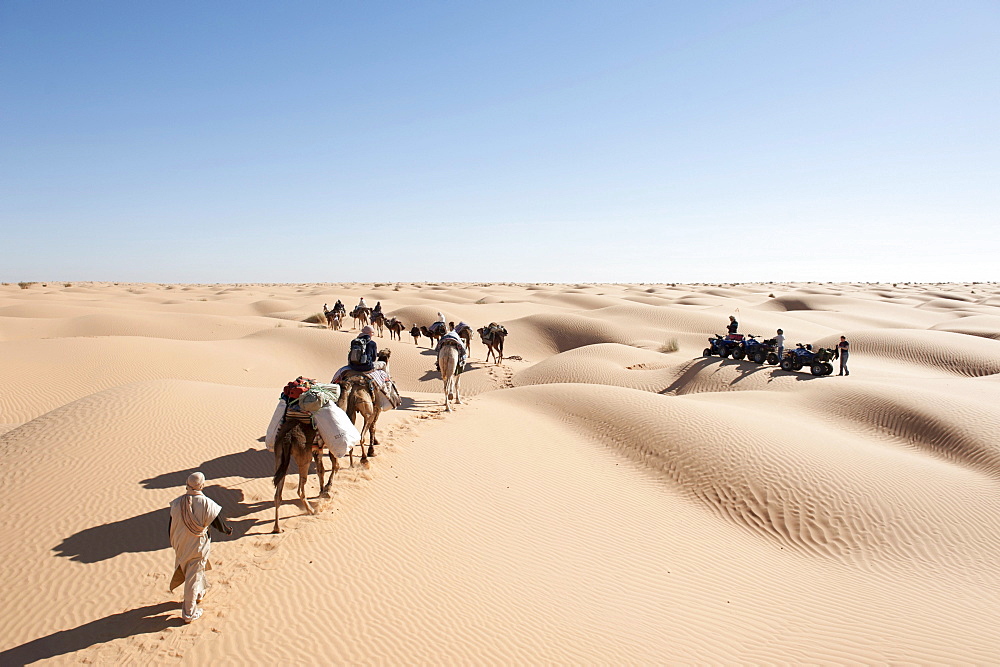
[
  {"left": 753, "top": 351, "right": 766, "bottom": 364},
  {"left": 731, "top": 347, "right": 745, "bottom": 360},
  {"left": 703, "top": 348, "right": 713, "bottom": 357},
  {"left": 792, "top": 359, "right": 804, "bottom": 371},
  {"left": 780, "top": 358, "right": 794, "bottom": 371},
  {"left": 811, "top": 363, "right": 824, "bottom": 376},
  {"left": 718, "top": 347, "right": 729, "bottom": 358},
  {"left": 766, "top": 352, "right": 779, "bottom": 365},
  {"left": 822, "top": 362, "right": 834, "bottom": 375}
]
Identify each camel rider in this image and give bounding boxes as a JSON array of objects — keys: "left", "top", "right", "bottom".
[
  {"left": 348, "top": 326, "right": 378, "bottom": 372},
  {"left": 435, "top": 328, "right": 468, "bottom": 372},
  {"left": 333, "top": 299, "right": 345, "bottom": 314},
  {"left": 356, "top": 297, "right": 368, "bottom": 311},
  {"left": 372, "top": 301, "right": 382, "bottom": 317},
  {"left": 430, "top": 311, "right": 447, "bottom": 336}
]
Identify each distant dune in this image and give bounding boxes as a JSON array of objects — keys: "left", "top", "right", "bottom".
[{"left": 2, "top": 281, "right": 999, "bottom": 663}]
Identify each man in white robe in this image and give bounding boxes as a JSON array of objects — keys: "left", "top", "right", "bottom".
[{"left": 169, "top": 472, "right": 232, "bottom": 623}]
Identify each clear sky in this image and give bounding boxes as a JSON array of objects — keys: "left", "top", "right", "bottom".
[{"left": 2, "top": 1, "right": 998, "bottom": 283}]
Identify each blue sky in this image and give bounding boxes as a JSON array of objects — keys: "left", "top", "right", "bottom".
[{"left": 2, "top": 1, "right": 997, "bottom": 283}]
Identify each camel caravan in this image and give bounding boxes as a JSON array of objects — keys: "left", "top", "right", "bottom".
[{"left": 267, "top": 296, "right": 511, "bottom": 531}]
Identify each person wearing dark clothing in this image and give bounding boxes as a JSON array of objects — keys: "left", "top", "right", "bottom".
[
  {"left": 836, "top": 336, "right": 850, "bottom": 375},
  {"left": 333, "top": 299, "right": 345, "bottom": 313},
  {"left": 373, "top": 301, "right": 382, "bottom": 316},
  {"left": 410, "top": 324, "right": 421, "bottom": 344},
  {"left": 348, "top": 326, "right": 378, "bottom": 372},
  {"left": 727, "top": 315, "right": 739, "bottom": 336}
]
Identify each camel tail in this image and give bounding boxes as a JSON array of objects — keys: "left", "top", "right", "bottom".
[{"left": 273, "top": 425, "right": 294, "bottom": 488}]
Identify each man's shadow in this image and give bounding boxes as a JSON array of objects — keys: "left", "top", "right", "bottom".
[
  {"left": 0, "top": 601, "right": 180, "bottom": 666},
  {"left": 52, "top": 485, "right": 269, "bottom": 563}
]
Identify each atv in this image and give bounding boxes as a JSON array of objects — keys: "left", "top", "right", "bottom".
[
  {"left": 703, "top": 333, "right": 744, "bottom": 359},
  {"left": 779, "top": 343, "right": 835, "bottom": 376},
  {"left": 740, "top": 334, "right": 781, "bottom": 365}
]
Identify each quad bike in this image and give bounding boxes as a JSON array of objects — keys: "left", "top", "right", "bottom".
[
  {"left": 740, "top": 334, "right": 780, "bottom": 365},
  {"left": 779, "top": 343, "right": 835, "bottom": 376},
  {"left": 703, "top": 333, "right": 744, "bottom": 359}
]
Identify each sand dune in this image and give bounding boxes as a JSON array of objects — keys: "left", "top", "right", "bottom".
[{"left": 2, "top": 281, "right": 1000, "bottom": 663}]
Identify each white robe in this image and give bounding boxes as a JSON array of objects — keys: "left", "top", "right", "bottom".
[{"left": 169, "top": 491, "right": 221, "bottom": 592}]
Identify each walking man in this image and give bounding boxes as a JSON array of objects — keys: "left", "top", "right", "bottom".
[
  {"left": 836, "top": 336, "right": 850, "bottom": 376},
  {"left": 169, "top": 472, "right": 232, "bottom": 623}
]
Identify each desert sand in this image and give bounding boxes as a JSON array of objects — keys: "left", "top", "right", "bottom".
[{"left": 2, "top": 280, "right": 999, "bottom": 664}]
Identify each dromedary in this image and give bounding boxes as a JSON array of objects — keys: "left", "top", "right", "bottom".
[
  {"left": 371, "top": 310, "right": 386, "bottom": 337},
  {"left": 455, "top": 324, "right": 473, "bottom": 354},
  {"left": 420, "top": 325, "right": 442, "bottom": 347},
  {"left": 336, "top": 348, "right": 391, "bottom": 463},
  {"left": 386, "top": 317, "right": 404, "bottom": 341},
  {"left": 271, "top": 419, "right": 336, "bottom": 534},
  {"left": 478, "top": 323, "right": 507, "bottom": 365},
  {"left": 351, "top": 306, "right": 371, "bottom": 330},
  {"left": 438, "top": 343, "right": 462, "bottom": 412}
]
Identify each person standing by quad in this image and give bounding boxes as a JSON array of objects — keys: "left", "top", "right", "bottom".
[
  {"left": 774, "top": 328, "right": 785, "bottom": 359},
  {"left": 836, "top": 336, "right": 850, "bottom": 376},
  {"left": 727, "top": 315, "right": 739, "bottom": 335},
  {"left": 348, "top": 325, "right": 378, "bottom": 372}
]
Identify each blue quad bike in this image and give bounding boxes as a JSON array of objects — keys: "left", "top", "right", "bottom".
[
  {"left": 780, "top": 343, "right": 835, "bottom": 376},
  {"left": 741, "top": 334, "right": 781, "bottom": 365},
  {"left": 703, "top": 334, "right": 744, "bottom": 359}
]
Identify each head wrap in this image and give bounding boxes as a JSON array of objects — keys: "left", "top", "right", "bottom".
[
  {"left": 361, "top": 325, "right": 374, "bottom": 335},
  {"left": 186, "top": 471, "right": 205, "bottom": 494}
]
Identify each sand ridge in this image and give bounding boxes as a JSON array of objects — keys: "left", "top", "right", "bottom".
[{"left": 1, "top": 280, "right": 999, "bottom": 663}]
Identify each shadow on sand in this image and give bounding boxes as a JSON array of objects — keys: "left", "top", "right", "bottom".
[
  {"left": 0, "top": 601, "right": 180, "bottom": 666},
  {"left": 139, "top": 447, "right": 273, "bottom": 490},
  {"left": 52, "top": 485, "right": 268, "bottom": 563}
]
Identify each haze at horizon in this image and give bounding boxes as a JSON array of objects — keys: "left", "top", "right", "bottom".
[{"left": 2, "top": 1, "right": 997, "bottom": 283}]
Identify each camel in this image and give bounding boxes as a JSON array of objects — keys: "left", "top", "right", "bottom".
[
  {"left": 336, "top": 348, "right": 391, "bottom": 463},
  {"left": 271, "top": 418, "right": 337, "bottom": 534},
  {"left": 371, "top": 311, "right": 386, "bottom": 337},
  {"left": 456, "top": 325, "right": 473, "bottom": 354},
  {"left": 351, "top": 306, "right": 371, "bottom": 330},
  {"left": 478, "top": 324, "right": 507, "bottom": 365},
  {"left": 438, "top": 342, "right": 463, "bottom": 412},
  {"left": 323, "top": 304, "right": 343, "bottom": 330},
  {"left": 420, "top": 325, "right": 442, "bottom": 347},
  {"left": 386, "top": 317, "right": 404, "bottom": 341}
]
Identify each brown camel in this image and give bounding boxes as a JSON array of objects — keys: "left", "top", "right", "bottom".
[
  {"left": 371, "top": 311, "right": 386, "bottom": 337},
  {"left": 271, "top": 418, "right": 337, "bottom": 534},
  {"left": 420, "top": 325, "right": 442, "bottom": 346},
  {"left": 336, "top": 348, "right": 390, "bottom": 464},
  {"left": 386, "top": 317, "right": 405, "bottom": 341},
  {"left": 456, "top": 325, "right": 473, "bottom": 354},
  {"left": 478, "top": 323, "right": 507, "bottom": 365},
  {"left": 351, "top": 306, "right": 371, "bottom": 329}
]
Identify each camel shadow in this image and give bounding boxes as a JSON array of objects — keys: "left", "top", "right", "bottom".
[
  {"left": 398, "top": 396, "right": 437, "bottom": 410},
  {"left": 140, "top": 447, "right": 273, "bottom": 489},
  {"left": 0, "top": 601, "right": 180, "bottom": 666},
  {"left": 53, "top": 486, "right": 268, "bottom": 563}
]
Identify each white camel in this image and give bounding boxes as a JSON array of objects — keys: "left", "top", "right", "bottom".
[{"left": 438, "top": 343, "right": 463, "bottom": 412}]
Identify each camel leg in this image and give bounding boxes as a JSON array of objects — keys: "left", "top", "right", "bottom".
[
  {"left": 297, "top": 454, "right": 315, "bottom": 515},
  {"left": 314, "top": 450, "right": 325, "bottom": 498},
  {"left": 455, "top": 372, "right": 463, "bottom": 405},
  {"left": 321, "top": 452, "right": 338, "bottom": 497}
]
